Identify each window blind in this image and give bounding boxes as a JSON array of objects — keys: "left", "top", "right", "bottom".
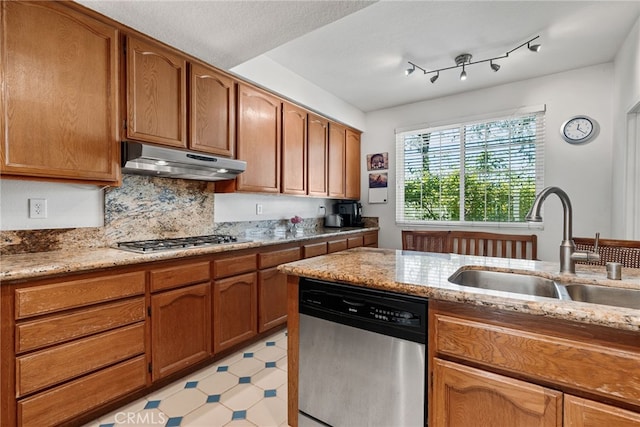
[{"left": 396, "top": 109, "right": 545, "bottom": 227}]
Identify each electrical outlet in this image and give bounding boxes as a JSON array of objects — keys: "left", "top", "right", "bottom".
[
  {"left": 29, "top": 198, "right": 47, "bottom": 219},
  {"left": 256, "top": 204, "right": 263, "bottom": 215}
]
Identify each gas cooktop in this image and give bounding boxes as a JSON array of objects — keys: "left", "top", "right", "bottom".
[{"left": 116, "top": 234, "right": 249, "bottom": 253}]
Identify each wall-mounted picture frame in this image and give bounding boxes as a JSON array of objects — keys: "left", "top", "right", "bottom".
[
  {"left": 369, "top": 172, "right": 388, "bottom": 188},
  {"left": 367, "top": 152, "right": 388, "bottom": 171}
]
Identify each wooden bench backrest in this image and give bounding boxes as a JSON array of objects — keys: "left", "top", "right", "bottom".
[
  {"left": 574, "top": 237, "right": 640, "bottom": 268},
  {"left": 402, "top": 230, "right": 537, "bottom": 260}
]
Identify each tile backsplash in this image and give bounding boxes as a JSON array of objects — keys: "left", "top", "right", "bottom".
[
  {"left": 1, "top": 175, "right": 215, "bottom": 255},
  {"left": 1, "top": 175, "right": 378, "bottom": 255}
]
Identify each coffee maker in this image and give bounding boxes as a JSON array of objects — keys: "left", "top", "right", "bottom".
[{"left": 337, "top": 201, "right": 364, "bottom": 227}]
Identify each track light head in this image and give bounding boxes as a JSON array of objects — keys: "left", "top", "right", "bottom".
[
  {"left": 490, "top": 60, "right": 500, "bottom": 72},
  {"left": 460, "top": 66, "right": 467, "bottom": 81},
  {"left": 430, "top": 72, "right": 439, "bottom": 84},
  {"left": 405, "top": 64, "right": 415, "bottom": 76},
  {"left": 528, "top": 42, "right": 541, "bottom": 52}
]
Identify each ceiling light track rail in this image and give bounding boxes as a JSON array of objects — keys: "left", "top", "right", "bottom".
[{"left": 406, "top": 35, "right": 541, "bottom": 83}]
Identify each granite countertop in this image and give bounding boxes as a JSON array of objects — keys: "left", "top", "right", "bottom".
[
  {"left": 0, "top": 227, "right": 377, "bottom": 282},
  {"left": 277, "top": 247, "right": 640, "bottom": 332}
]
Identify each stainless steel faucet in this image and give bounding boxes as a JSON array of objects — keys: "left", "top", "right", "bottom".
[{"left": 525, "top": 186, "right": 600, "bottom": 274}]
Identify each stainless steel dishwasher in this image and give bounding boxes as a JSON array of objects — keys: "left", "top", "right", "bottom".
[{"left": 298, "top": 277, "right": 427, "bottom": 427}]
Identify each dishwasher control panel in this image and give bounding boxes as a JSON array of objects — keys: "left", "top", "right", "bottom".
[{"left": 299, "top": 277, "right": 427, "bottom": 343}]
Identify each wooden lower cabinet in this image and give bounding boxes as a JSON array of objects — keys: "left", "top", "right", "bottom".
[
  {"left": 150, "top": 282, "right": 211, "bottom": 380},
  {"left": 564, "top": 395, "right": 640, "bottom": 426},
  {"left": 432, "top": 358, "right": 562, "bottom": 427},
  {"left": 2, "top": 231, "right": 379, "bottom": 426},
  {"left": 213, "top": 272, "right": 258, "bottom": 353},
  {"left": 327, "top": 238, "right": 348, "bottom": 253},
  {"left": 258, "top": 267, "right": 288, "bottom": 332},
  {"left": 430, "top": 301, "right": 640, "bottom": 427},
  {"left": 17, "top": 356, "right": 147, "bottom": 427}
]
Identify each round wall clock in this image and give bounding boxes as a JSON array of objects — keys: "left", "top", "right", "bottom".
[{"left": 560, "top": 115, "right": 599, "bottom": 144}]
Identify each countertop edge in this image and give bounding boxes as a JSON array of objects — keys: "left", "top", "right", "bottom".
[
  {"left": 1, "top": 227, "right": 378, "bottom": 282},
  {"left": 278, "top": 248, "right": 640, "bottom": 332}
]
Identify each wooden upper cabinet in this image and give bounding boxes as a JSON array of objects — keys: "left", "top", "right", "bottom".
[
  {"left": 236, "top": 83, "right": 281, "bottom": 193},
  {"left": 345, "top": 128, "right": 361, "bottom": 200},
  {"left": 282, "top": 102, "right": 307, "bottom": 195},
  {"left": 189, "top": 63, "right": 235, "bottom": 156},
  {"left": 0, "top": 1, "right": 120, "bottom": 184},
  {"left": 307, "top": 114, "right": 329, "bottom": 197},
  {"left": 125, "top": 35, "right": 187, "bottom": 148},
  {"left": 328, "top": 122, "right": 346, "bottom": 198}
]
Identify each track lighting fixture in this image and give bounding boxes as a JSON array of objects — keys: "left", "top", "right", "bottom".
[
  {"left": 405, "top": 35, "right": 540, "bottom": 84},
  {"left": 456, "top": 54, "right": 471, "bottom": 81},
  {"left": 405, "top": 64, "right": 415, "bottom": 76},
  {"left": 528, "top": 42, "right": 541, "bottom": 52},
  {"left": 460, "top": 65, "right": 467, "bottom": 81}
]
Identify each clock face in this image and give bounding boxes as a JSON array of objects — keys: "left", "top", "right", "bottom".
[{"left": 561, "top": 116, "right": 599, "bottom": 144}]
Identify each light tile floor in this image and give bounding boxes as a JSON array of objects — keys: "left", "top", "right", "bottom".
[{"left": 83, "top": 329, "right": 288, "bottom": 427}]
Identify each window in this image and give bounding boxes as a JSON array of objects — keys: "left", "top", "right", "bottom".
[{"left": 396, "top": 108, "right": 545, "bottom": 226}]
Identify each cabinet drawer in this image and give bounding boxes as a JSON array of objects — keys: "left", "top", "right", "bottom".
[
  {"left": 150, "top": 261, "right": 210, "bottom": 292},
  {"left": 347, "top": 235, "right": 364, "bottom": 248},
  {"left": 16, "top": 323, "right": 145, "bottom": 397},
  {"left": 327, "top": 239, "right": 348, "bottom": 253},
  {"left": 433, "top": 314, "right": 640, "bottom": 406},
  {"left": 16, "top": 297, "right": 145, "bottom": 353},
  {"left": 258, "top": 247, "right": 301, "bottom": 269},
  {"left": 363, "top": 232, "right": 378, "bottom": 247},
  {"left": 17, "top": 355, "right": 147, "bottom": 427},
  {"left": 15, "top": 271, "right": 145, "bottom": 319},
  {"left": 213, "top": 254, "right": 257, "bottom": 279},
  {"left": 303, "top": 242, "right": 327, "bottom": 258}
]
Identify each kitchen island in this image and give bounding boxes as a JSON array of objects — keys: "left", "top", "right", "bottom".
[{"left": 278, "top": 247, "right": 640, "bottom": 427}]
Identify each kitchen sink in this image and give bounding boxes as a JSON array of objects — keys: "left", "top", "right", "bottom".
[
  {"left": 448, "top": 268, "right": 640, "bottom": 309},
  {"left": 448, "top": 269, "right": 563, "bottom": 298},
  {"left": 564, "top": 284, "right": 640, "bottom": 310}
]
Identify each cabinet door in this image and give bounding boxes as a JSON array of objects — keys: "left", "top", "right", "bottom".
[
  {"left": 307, "top": 114, "right": 329, "bottom": 197},
  {"left": 236, "top": 84, "right": 281, "bottom": 193},
  {"left": 345, "top": 128, "right": 361, "bottom": 200},
  {"left": 213, "top": 272, "right": 258, "bottom": 353},
  {"left": 258, "top": 267, "right": 288, "bottom": 333},
  {"left": 190, "top": 63, "right": 235, "bottom": 156},
  {"left": 564, "top": 395, "right": 640, "bottom": 426},
  {"left": 151, "top": 283, "right": 211, "bottom": 380},
  {"left": 432, "top": 358, "right": 562, "bottom": 427},
  {"left": 282, "top": 102, "right": 307, "bottom": 195},
  {"left": 328, "top": 122, "right": 346, "bottom": 198},
  {"left": 126, "top": 35, "right": 187, "bottom": 148},
  {"left": 1, "top": 1, "right": 119, "bottom": 183}
]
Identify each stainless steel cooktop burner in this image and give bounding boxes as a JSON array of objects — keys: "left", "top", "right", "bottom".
[{"left": 116, "top": 234, "right": 248, "bottom": 253}]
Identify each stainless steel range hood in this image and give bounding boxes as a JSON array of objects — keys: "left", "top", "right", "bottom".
[{"left": 121, "top": 141, "right": 246, "bottom": 182}]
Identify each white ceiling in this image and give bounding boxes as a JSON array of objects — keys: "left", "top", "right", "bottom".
[{"left": 78, "top": 0, "right": 640, "bottom": 113}]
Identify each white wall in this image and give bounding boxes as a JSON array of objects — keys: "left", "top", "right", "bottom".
[
  {"left": 612, "top": 16, "right": 640, "bottom": 239},
  {"left": 362, "top": 64, "right": 615, "bottom": 261},
  {"left": 214, "top": 193, "right": 329, "bottom": 223},
  {"left": 0, "top": 179, "right": 104, "bottom": 230}
]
